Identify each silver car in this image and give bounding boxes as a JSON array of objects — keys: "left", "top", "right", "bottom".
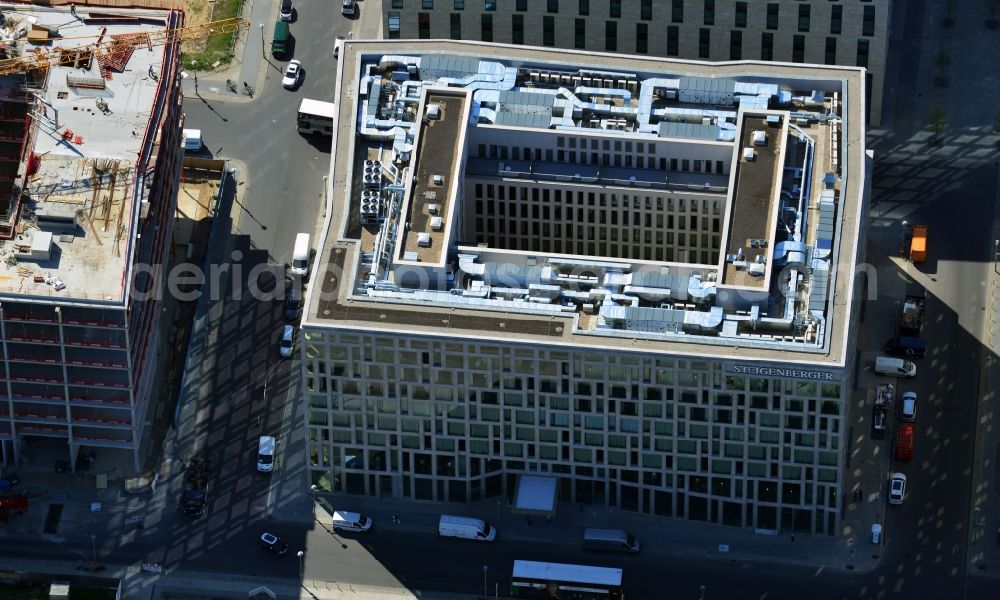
[{"left": 888, "top": 472, "right": 906, "bottom": 505}]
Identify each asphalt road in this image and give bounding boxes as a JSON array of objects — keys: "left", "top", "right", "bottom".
[{"left": 184, "top": 0, "right": 342, "bottom": 265}]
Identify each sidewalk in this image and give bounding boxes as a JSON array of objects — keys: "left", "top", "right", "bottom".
[
  {"left": 967, "top": 161, "right": 1000, "bottom": 576},
  {"left": 285, "top": 491, "right": 880, "bottom": 574}
]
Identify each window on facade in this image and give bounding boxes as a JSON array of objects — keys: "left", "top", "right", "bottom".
[
  {"left": 641, "top": 0, "right": 652, "bottom": 21},
  {"left": 730, "top": 30, "right": 742, "bottom": 60},
  {"left": 516, "top": 0, "right": 526, "bottom": 10},
  {"left": 734, "top": 1, "right": 747, "bottom": 28},
  {"left": 579, "top": 0, "right": 589, "bottom": 16},
  {"left": 543, "top": 16, "right": 555, "bottom": 46},
  {"left": 418, "top": 13, "right": 430, "bottom": 38},
  {"left": 704, "top": 0, "right": 714, "bottom": 25},
  {"left": 547, "top": 0, "right": 558, "bottom": 13},
  {"left": 766, "top": 3, "right": 779, "bottom": 30},
  {"left": 512, "top": 14, "right": 524, "bottom": 44},
  {"left": 636, "top": 23, "right": 648, "bottom": 53},
  {"left": 761, "top": 32, "right": 773, "bottom": 60},
  {"left": 667, "top": 25, "right": 679, "bottom": 56},
  {"left": 610, "top": 0, "right": 621, "bottom": 19},
  {"left": 792, "top": 35, "right": 805, "bottom": 62},
  {"left": 699, "top": 28, "right": 710, "bottom": 59},
  {"left": 798, "top": 4, "right": 810, "bottom": 32},
  {"left": 481, "top": 13, "right": 493, "bottom": 41},
  {"left": 454, "top": 0, "right": 464, "bottom": 8},
  {"left": 672, "top": 0, "right": 683, "bottom": 23},
  {"left": 863, "top": 5, "right": 875, "bottom": 36},
  {"left": 825, "top": 37, "right": 837, "bottom": 65},
  {"left": 830, "top": 5, "right": 842, "bottom": 34},
  {"left": 392, "top": 0, "right": 403, "bottom": 8},
  {"left": 388, "top": 12, "right": 401, "bottom": 38},
  {"left": 856, "top": 39, "right": 870, "bottom": 68},
  {"left": 449, "top": 13, "right": 461, "bottom": 39},
  {"left": 485, "top": 1, "right": 495, "bottom": 10},
  {"left": 575, "top": 18, "right": 586, "bottom": 48},
  {"left": 422, "top": 0, "right": 433, "bottom": 8},
  {"left": 605, "top": 20, "right": 617, "bottom": 51}
]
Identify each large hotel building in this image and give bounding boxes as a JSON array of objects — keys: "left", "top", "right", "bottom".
[
  {"left": 0, "top": 3, "right": 184, "bottom": 471},
  {"left": 303, "top": 39, "right": 870, "bottom": 534},
  {"left": 380, "top": 0, "right": 891, "bottom": 126}
]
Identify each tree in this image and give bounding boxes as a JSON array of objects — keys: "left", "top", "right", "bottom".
[
  {"left": 929, "top": 106, "right": 946, "bottom": 144},
  {"left": 943, "top": 0, "right": 957, "bottom": 26},
  {"left": 935, "top": 47, "right": 951, "bottom": 86}
]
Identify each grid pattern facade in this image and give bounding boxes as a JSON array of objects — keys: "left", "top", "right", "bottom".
[
  {"left": 383, "top": 0, "right": 890, "bottom": 125},
  {"left": 304, "top": 331, "right": 845, "bottom": 534},
  {"left": 468, "top": 182, "right": 723, "bottom": 264}
]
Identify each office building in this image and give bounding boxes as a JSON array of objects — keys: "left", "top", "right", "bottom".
[
  {"left": 303, "top": 39, "right": 870, "bottom": 534},
  {"left": 0, "top": 4, "right": 185, "bottom": 471},
  {"left": 382, "top": 0, "right": 891, "bottom": 126}
]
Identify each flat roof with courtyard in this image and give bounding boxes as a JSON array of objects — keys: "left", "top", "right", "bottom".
[{"left": 309, "top": 40, "right": 869, "bottom": 367}]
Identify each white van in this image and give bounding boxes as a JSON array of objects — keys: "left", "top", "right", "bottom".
[
  {"left": 874, "top": 356, "right": 917, "bottom": 378},
  {"left": 438, "top": 515, "right": 496, "bottom": 542},
  {"left": 290, "top": 232, "right": 310, "bottom": 278},
  {"left": 582, "top": 528, "right": 641, "bottom": 554},
  {"left": 331, "top": 510, "right": 372, "bottom": 533},
  {"left": 256, "top": 435, "right": 275, "bottom": 473},
  {"left": 182, "top": 128, "right": 202, "bottom": 152}
]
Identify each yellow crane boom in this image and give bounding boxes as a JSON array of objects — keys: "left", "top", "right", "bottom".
[{"left": 0, "top": 17, "right": 249, "bottom": 77}]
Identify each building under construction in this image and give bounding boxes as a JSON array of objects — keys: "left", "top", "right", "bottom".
[{"left": 0, "top": 2, "right": 185, "bottom": 472}]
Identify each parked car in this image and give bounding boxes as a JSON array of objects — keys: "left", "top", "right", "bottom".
[
  {"left": 888, "top": 473, "right": 907, "bottom": 505},
  {"left": 871, "top": 523, "right": 882, "bottom": 544},
  {"left": 885, "top": 336, "right": 927, "bottom": 359},
  {"left": 341, "top": 0, "right": 356, "bottom": 16},
  {"left": 279, "top": 0, "right": 293, "bottom": 21},
  {"left": 258, "top": 532, "right": 288, "bottom": 556},
  {"left": 279, "top": 324, "right": 294, "bottom": 358},
  {"left": 282, "top": 59, "right": 302, "bottom": 89},
  {"left": 900, "top": 391, "right": 916, "bottom": 422}
]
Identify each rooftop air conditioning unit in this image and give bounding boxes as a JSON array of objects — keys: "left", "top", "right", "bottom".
[
  {"left": 417, "top": 232, "right": 432, "bottom": 247},
  {"left": 752, "top": 130, "right": 767, "bottom": 146},
  {"left": 742, "top": 147, "right": 755, "bottom": 161}
]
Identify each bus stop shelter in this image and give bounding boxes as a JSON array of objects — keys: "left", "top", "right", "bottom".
[{"left": 512, "top": 475, "right": 558, "bottom": 519}]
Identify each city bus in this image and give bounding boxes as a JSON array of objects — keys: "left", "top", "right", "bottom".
[
  {"left": 297, "top": 98, "right": 336, "bottom": 136},
  {"left": 510, "top": 560, "right": 624, "bottom": 600}
]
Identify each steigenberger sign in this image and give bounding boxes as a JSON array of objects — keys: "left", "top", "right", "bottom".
[{"left": 726, "top": 364, "right": 839, "bottom": 381}]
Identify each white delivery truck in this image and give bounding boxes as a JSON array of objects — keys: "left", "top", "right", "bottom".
[
  {"left": 438, "top": 515, "right": 496, "bottom": 542},
  {"left": 290, "top": 233, "right": 310, "bottom": 278},
  {"left": 256, "top": 436, "right": 275, "bottom": 473},
  {"left": 182, "top": 129, "right": 202, "bottom": 152}
]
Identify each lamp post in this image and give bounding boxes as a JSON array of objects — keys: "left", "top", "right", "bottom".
[
  {"left": 259, "top": 23, "right": 265, "bottom": 60},
  {"left": 297, "top": 550, "right": 305, "bottom": 578},
  {"left": 191, "top": 60, "right": 198, "bottom": 95},
  {"left": 699, "top": 585, "right": 706, "bottom": 600},
  {"left": 482, "top": 565, "right": 488, "bottom": 600},
  {"left": 90, "top": 534, "right": 98, "bottom": 565}
]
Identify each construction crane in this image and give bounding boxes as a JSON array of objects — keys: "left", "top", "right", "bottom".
[{"left": 0, "top": 17, "right": 249, "bottom": 77}]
